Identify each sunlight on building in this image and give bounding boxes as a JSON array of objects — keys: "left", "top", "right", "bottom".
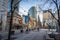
[{"left": 39, "top": 13, "right": 43, "bottom": 23}]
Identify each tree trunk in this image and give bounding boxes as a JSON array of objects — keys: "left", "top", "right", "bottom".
[{"left": 57, "top": 9, "right": 60, "bottom": 32}]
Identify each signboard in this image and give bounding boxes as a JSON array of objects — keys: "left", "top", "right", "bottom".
[{"left": 25, "top": 16, "right": 29, "bottom": 23}]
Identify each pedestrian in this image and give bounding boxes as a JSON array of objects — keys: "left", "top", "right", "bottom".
[
  {"left": 20, "top": 25, "right": 23, "bottom": 33},
  {"left": 37, "top": 27, "right": 39, "bottom": 31}
]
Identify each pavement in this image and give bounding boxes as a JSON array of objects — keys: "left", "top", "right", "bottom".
[
  {"left": 0, "top": 29, "right": 56, "bottom": 40},
  {"left": 15, "top": 30, "right": 47, "bottom": 40}
]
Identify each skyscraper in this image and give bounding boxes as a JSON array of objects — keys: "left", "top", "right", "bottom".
[
  {"left": 28, "top": 5, "right": 42, "bottom": 28},
  {"left": 35, "top": 5, "right": 41, "bottom": 22},
  {"left": 28, "top": 6, "right": 37, "bottom": 20},
  {"left": 28, "top": 5, "right": 41, "bottom": 22}
]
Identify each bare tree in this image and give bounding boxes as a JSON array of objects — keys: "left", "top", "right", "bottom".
[
  {"left": 49, "top": 0, "right": 60, "bottom": 32},
  {"left": 8, "top": 0, "right": 22, "bottom": 40},
  {"left": 43, "top": 0, "right": 60, "bottom": 32}
]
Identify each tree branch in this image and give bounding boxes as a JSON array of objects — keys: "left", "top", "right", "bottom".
[
  {"left": 8, "top": 0, "right": 22, "bottom": 14},
  {"left": 52, "top": 0, "right": 58, "bottom": 9},
  {"left": 48, "top": 10, "right": 58, "bottom": 21},
  {"left": 52, "top": 0, "right": 57, "bottom": 4},
  {"left": 42, "top": 0, "right": 49, "bottom": 7},
  {"left": 14, "top": 0, "right": 22, "bottom": 7}
]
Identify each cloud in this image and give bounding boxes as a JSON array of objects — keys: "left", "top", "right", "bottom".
[{"left": 19, "top": 8, "right": 28, "bottom": 15}]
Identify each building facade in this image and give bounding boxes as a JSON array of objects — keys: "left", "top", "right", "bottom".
[
  {"left": 28, "top": 5, "right": 41, "bottom": 29},
  {"left": 43, "top": 10, "right": 57, "bottom": 29},
  {"left": 6, "top": 0, "right": 20, "bottom": 31},
  {"left": 28, "top": 5, "right": 41, "bottom": 22},
  {"left": 0, "top": 0, "right": 8, "bottom": 31},
  {"left": 28, "top": 6, "right": 37, "bottom": 20},
  {"left": 7, "top": 12, "right": 22, "bottom": 30}
]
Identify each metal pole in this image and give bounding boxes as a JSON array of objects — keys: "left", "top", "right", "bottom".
[{"left": 7, "top": 0, "right": 14, "bottom": 40}]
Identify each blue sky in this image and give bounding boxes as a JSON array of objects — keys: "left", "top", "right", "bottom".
[
  {"left": 8, "top": 0, "right": 60, "bottom": 22},
  {"left": 19, "top": 0, "right": 48, "bottom": 22},
  {"left": 19, "top": 0, "right": 60, "bottom": 22},
  {"left": 8, "top": 0, "right": 11, "bottom": 11},
  {"left": 19, "top": 0, "right": 58, "bottom": 15},
  {"left": 8, "top": 0, "right": 60, "bottom": 15}
]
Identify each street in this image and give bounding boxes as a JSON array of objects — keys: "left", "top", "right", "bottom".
[
  {"left": 0, "top": 29, "right": 56, "bottom": 40},
  {"left": 15, "top": 30, "right": 46, "bottom": 40}
]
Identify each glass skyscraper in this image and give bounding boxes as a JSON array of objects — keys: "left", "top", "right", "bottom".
[{"left": 28, "top": 6, "right": 37, "bottom": 20}]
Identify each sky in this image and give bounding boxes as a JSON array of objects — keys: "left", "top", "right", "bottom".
[
  {"left": 8, "top": 0, "right": 60, "bottom": 13},
  {"left": 19, "top": 0, "right": 58, "bottom": 15},
  {"left": 8, "top": 0, "right": 11, "bottom": 11},
  {"left": 19, "top": 0, "right": 57, "bottom": 22},
  {"left": 19, "top": 0, "right": 45, "bottom": 15},
  {"left": 8, "top": 0, "right": 60, "bottom": 22}
]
